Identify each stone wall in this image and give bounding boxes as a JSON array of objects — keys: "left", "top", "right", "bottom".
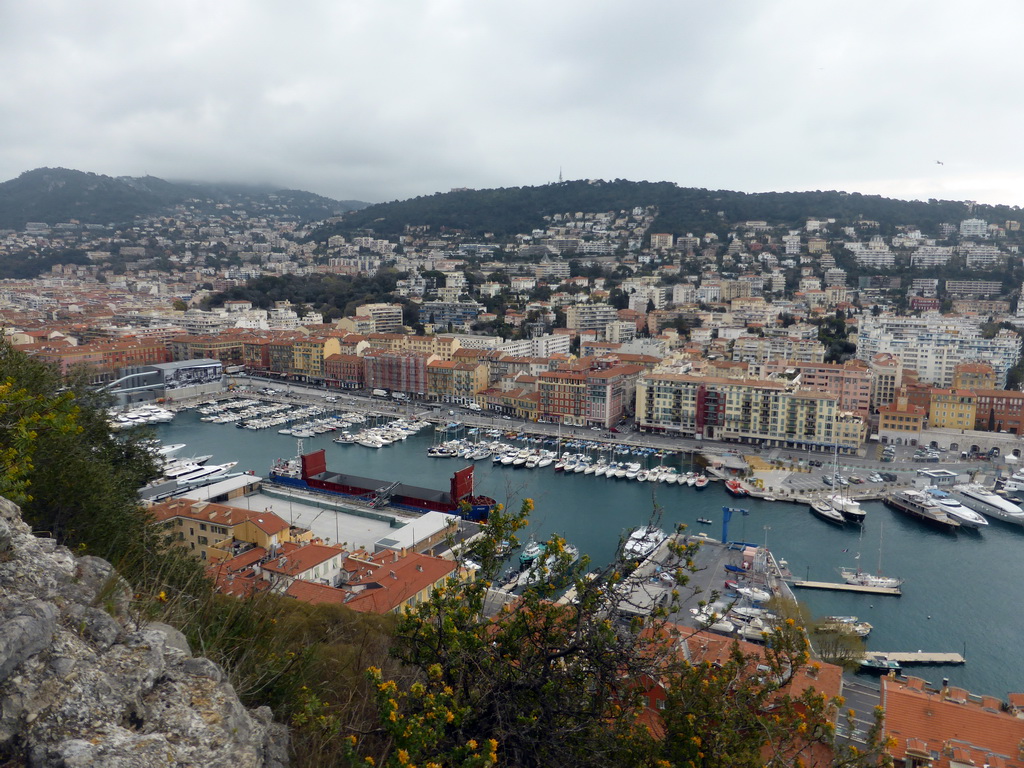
[{"left": 0, "top": 496, "right": 289, "bottom": 767}]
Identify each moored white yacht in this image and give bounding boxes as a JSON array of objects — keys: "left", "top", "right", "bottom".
[
  {"left": 924, "top": 487, "right": 988, "bottom": 529},
  {"left": 951, "top": 483, "right": 1024, "bottom": 526}
]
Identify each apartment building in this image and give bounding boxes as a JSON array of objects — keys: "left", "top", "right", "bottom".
[
  {"left": 324, "top": 353, "right": 365, "bottom": 389},
  {"left": 731, "top": 335, "right": 826, "bottom": 365},
  {"left": 944, "top": 280, "right": 1003, "bottom": 298},
  {"left": 169, "top": 332, "right": 247, "bottom": 367},
  {"left": 761, "top": 359, "right": 871, "bottom": 418},
  {"left": 537, "top": 369, "right": 588, "bottom": 426},
  {"left": 584, "top": 364, "right": 643, "bottom": 427},
  {"left": 564, "top": 303, "right": 619, "bottom": 333},
  {"left": 857, "top": 315, "right": 1022, "bottom": 387},
  {"left": 364, "top": 350, "right": 435, "bottom": 394},
  {"left": 952, "top": 361, "right": 997, "bottom": 390},
  {"left": 929, "top": 389, "right": 977, "bottom": 430},
  {"left": 353, "top": 302, "right": 404, "bottom": 333},
  {"left": 972, "top": 389, "right": 1024, "bottom": 434},
  {"left": 877, "top": 394, "right": 926, "bottom": 444},
  {"left": 148, "top": 498, "right": 311, "bottom": 562},
  {"left": 285, "top": 549, "right": 458, "bottom": 614},
  {"left": 636, "top": 372, "right": 865, "bottom": 452},
  {"left": 867, "top": 352, "right": 908, "bottom": 410},
  {"left": 291, "top": 335, "right": 342, "bottom": 383}
]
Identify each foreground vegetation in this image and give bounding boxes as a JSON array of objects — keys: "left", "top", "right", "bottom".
[{"left": 0, "top": 340, "right": 890, "bottom": 766}]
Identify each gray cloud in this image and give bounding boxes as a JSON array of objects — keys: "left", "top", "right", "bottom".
[{"left": 2, "top": 0, "right": 1024, "bottom": 206}]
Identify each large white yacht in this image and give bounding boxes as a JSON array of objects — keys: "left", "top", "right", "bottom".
[
  {"left": 951, "top": 484, "right": 1024, "bottom": 526},
  {"left": 924, "top": 487, "right": 988, "bottom": 529}
]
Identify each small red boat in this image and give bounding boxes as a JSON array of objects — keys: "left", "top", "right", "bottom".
[{"left": 725, "top": 479, "right": 748, "bottom": 498}]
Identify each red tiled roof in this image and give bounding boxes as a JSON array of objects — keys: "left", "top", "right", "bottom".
[
  {"left": 148, "top": 499, "right": 290, "bottom": 535},
  {"left": 882, "top": 676, "right": 1024, "bottom": 768},
  {"left": 260, "top": 541, "right": 346, "bottom": 577}
]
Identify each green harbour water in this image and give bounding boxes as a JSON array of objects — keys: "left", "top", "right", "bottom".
[{"left": 156, "top": 409, "right": 1024, "bottom": 698}]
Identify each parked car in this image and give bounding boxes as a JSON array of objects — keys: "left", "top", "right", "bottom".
[
  {"left": 880, "top": 472, "right": 898, "bottom": 482},
  {"left": 848, "top": 475, "right": 864, "bottom": 484},
  {"left": 822, "top": 476, "right": 834, "bottom": 486}
]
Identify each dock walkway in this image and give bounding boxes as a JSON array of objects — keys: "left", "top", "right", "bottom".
[
  {"left": 789, "top": 579, "right": 901, "bottom": 596},
  {"left": 870, "top": 651, "right": 965, "bottom": 665}
]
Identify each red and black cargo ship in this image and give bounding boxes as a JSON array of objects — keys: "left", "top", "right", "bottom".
[{"left": 269, "top": 448, "right": 495, "bottom": 522}]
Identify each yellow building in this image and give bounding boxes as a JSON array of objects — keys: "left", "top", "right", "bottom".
[
  {"left": 929, "top": 389, "right": 977, "bottom": 431},
  {"left": 362, "top": 332, "right": 462, "bottom": 361},
  {"left": 147, "top": 498, "right": 313, "bottom": 562},
  {"left": 291, "top": 335, "right": 341, "bottom": 382},
  {"left": 952, "top": 362, "right": 997, "bottom": 391},
  {"left": 878, "top": 395, "right": 926, "bottom": 445}
]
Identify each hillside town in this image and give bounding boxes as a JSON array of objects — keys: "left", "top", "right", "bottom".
[
  {"left": 5, "top": 199, "right": 1024, "bottom": 461},
  {"left": 10, "top": 195, "right": 1024, "bottom": 766}
]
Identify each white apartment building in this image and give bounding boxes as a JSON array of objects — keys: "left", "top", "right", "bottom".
[
  {"left": 498, "top": 333, "right": 572, "bottom": 357},
  {"left": 856, "top": 314, "right": 1022, "bottom": 388},
  {"left": 354, "top": 302, "right": 404, "bottom": 334},
  {"left": 672, "top": 283, "right": 697, "bottom": 305},
  {"left": 627, "top": 286, "right": 666, "bottom": 312},
  {"left": 731, "top": 335, "right": 826, "bottom": 364},
  {"left": 565, "top": 303, "right": 619, "bottom": 333},
  {"left": 909, "top": 245, "right": 953, "bottom": 267},
  {"left": 960, "top": 243, "right": 1004, "bottom": 268},
  {"left": 960, "top": 218, "right": 988, "bottom": 238},
  {"left": 845, "top": 236, "right": 895, "bottom": 268}
]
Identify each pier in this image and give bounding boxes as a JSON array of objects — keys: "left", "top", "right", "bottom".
[
  {"left": 869, "top": 651, "right": 965, "bottom": 665},
  {"left": 789, "top": 579, "right": 901, "bottom": 596}
]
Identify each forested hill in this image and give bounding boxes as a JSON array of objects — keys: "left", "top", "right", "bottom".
[
  {"left": 310, "top": 179, "right": 1023, "bottom": 241},
  {"left": 0, "top": 167, "right": 368, "bottom": 229}
]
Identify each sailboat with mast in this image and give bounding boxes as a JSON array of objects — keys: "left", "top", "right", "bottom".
[
  {"left": 839, "top": 521, "right": 903, "bottom": 590},
  {"left": 827, "top": 442, "right": 866, "bottom": 523}
]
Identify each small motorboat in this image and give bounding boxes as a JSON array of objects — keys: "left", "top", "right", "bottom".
[
  {"left": 696, "top": 517, "right": 713, "bottom": 524},
  {"left": 725, "top": 479, "right": 748, "bottom": 498},
  {"left": 736, "top": 586, "right": 772, "bottom": 603}
]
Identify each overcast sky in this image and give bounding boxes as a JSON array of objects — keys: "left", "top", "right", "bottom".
[{"left": 3, "top": 1, "right": 1024, "bottom": 207}]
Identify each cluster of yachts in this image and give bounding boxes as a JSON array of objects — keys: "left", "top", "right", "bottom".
[
  {"left": 507, "top": 525, "right": 667, "bottom": 588},
  {"left": 427, "top": 439, "right": 710, "bottom": 486},
  {"left": 332, "top": 418, "right": 433, "bottom": 448},
  {"left": 886, "top": 484, "right": 1024, "bottom": 531},
  {"left": 189, "top": 398, "right": 353, "bottom": 436},
  {"left": 109, "top": 404, "right": 175, "bottom": 428},
  {"left": 808, "top": 482, "right": 1024, "bottom": 532},
  {"left": 147, "top": 443, "right": 240, "bottom": 487},
  {"left": 692, "top": 589, "right": 783, "bottom": 644}
]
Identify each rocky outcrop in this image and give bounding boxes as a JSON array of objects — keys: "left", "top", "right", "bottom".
[{"left": 0, "top": 497, "right": 289, "bottom": 767}]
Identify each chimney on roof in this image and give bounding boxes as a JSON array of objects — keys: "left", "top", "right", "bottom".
[
  {"left": 393, "top": 550, "right": 399, "bottom": 563},
  {"left": 390, "top": 570, "right": 397, "bottom": 579}
]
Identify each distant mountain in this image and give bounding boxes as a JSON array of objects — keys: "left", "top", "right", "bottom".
[
  {"left": 311, "top": 179, "right": 1023, "bottom": 242},
  {"left": 0, "top": 168, "right": 369, "bottom": 229}
]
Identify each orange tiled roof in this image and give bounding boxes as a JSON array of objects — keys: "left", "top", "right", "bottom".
[
  {"left": 882, "top": 676, "right": 1024, "bottom": 768},
  {"left": 148, "top": 498, "right": 290, "bottom": 535}
]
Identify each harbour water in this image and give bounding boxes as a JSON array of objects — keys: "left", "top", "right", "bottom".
[{"left": 156, "top": 409, "right": 1024, "bottom": 697}]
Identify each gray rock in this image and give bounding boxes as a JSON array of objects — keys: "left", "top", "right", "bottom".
[
  {"left": 0, "top": 496, "right": 290, "bottom": 767},
  {"left": 0, "top": 599, "right": 57, "bottom": 683},
  {"left": 67, "top": 604, "right": 122, "bottom": 651},
  {"left": 0, "top": 517, "right": 12, "bottom": 553},
  {"left": 0, "top": 497, "right": 20, "bottom": 524},
  {"left": 144, "top": 621, "right": 191, "bottom": 657}
]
